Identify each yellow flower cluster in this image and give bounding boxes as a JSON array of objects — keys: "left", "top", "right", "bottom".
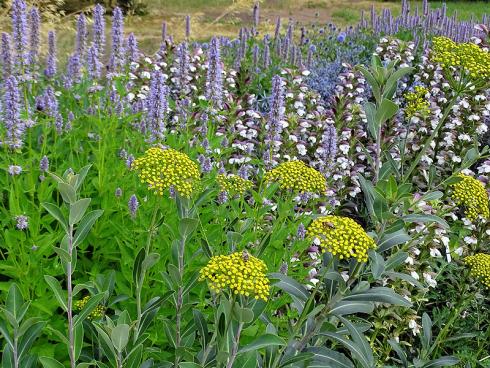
[
  {"left": 217, "top": 174, "right": 253, "bottom": 195},
  {"left": 465, "top": 253, "right": 490, "bottom": 289},
  {"left": 431, "top": 37, "right": 490, "bottom": 79},
  {"left": 404, "top": 86, "right": 430, "bottom": 119},
  {"left": 306, "top": 216, "right": 376, "bottom": 263},
  {"left": 264, "top": 161, "right": 327, "bottom": 194},
  {"left": 451, "top": 174, "right": 489, "bottom": 221},
  {"left": 199, "top": 251, "right": 270, "bottom": 301},
  {"left": 132, "top": 147, "right": 200, "bottom": 197},
  {"left": 74, "top": 296, "right": 105, "bottom": 319}
]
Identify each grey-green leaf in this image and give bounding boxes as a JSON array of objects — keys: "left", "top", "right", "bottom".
[
  {"left": 44, "top": 275, "right": 67, "bottom": 311},
  {"left": 69, "top": 198, "right": 91, "bottom": 225},
  {"left": 111, "top": 324, "right": 130, "bottom": 352},
  {"left": 237, "top": 334, "right": 286, "bottom": 354}
]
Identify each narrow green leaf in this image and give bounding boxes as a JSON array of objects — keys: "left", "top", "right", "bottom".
[
  {"left": 307, "top": 346, "right": 354, "bottom": 368},
  {"left": 69, "top": 198, "right": 91, "bottom": 225},
  {"left": 329, "top": 301, "right": 374, "bottom": 316},
  {"left": 270, "top": 273, "right": 309, "bottom": 302},
  {"left": 73, "top": 210, "right": 104, "bottom": 247},
  {"left": 58, "top": 182, "right": 77, "bottom": 204},
  {"left": 343, "top": 287, "right": 411, "bottom": 307},
  {"left": 18, "top": 321, "right": 45, "bottom": 358},
  {"left": 41, "top": 202, "right": 68, "bottom": 231},
  {"left": 0, "top": 319, "right": 14, "bottom": 349},
  {"left": 44, "top": 275, "right": 67, "bottom": 312},
  {"left": 422, "top": 357, "right": 459, "bottom": 368},
  {"left": 39, "top": 357, "right": 65, "bottom": 368},
  {"left": 378, "top": 229, "right": 411, "bottom": 252},
  {"left": 238, "top": 334, "right": 285, "bottom": 354},
  {"left": 388, "top": 339, "right": 408, "bottom": 368},
  {"left": 402, "top": 214, "right": 449, "bottom": 230},
  {"left": 111, "top": 324, "right": 130, "bottom": 352},
  {"left": 6, "top": 283, "right": 23, "bottom": 320},
  {"left": 74, "top": 322, "right": 84, "bottom": 361}
]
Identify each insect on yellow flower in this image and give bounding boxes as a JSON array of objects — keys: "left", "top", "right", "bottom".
[{"left": 306, "top": 215, "right": 376, "bottom": 263}]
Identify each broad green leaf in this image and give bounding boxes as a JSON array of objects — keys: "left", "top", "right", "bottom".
[
  {"left": 279, "top": 352, "right": 315, "bottom": 367},
  {"left": 270, "top": 273, "right": 309, "bottom": 303},
  {"left": 179, "top": 218, "right": 198, "bottom": 238},
  {"left": 193, "top": 309, "right": 209, "bottom": 348},
  {"left": 237, "top": 334, "right": 285, "bottom": 354},
  {"left": 39, "top": 357, "right": 65, "bottom": 368},
  {"left": 111, "top": 324, "right": 130, "bottom": 352},
  {"left": 402, "top": 214, "right": 449, "bottom": 230},
  {"left": 385, "top": 251, "right": 408, "bottom": 270},
  {"left": 421, "top": 313, "right": 432, "bottom": 350},
  {"left": 58, "top": 182, "right": 77, "bottom": 204},
  {"left": 69, "top": 198, "right": 91, "bottom": 225},
  {"left": 307, "top": 346, "right": 354, "bottom": 368},
  {"left": 343, "top": 287, "right": 411, "bottom": 307},
  {"left": 74, "top": 164, "right": 92, "bottom": 191},
  {"left": 388, "top": 339, "right": 408, "bottom": 368},
  {"left": 378, "top": 229, "right": 411, "bottom": 252},
  {"left": 6, "top": 283, "right": 23, "bottom": 320},
  {"left": 44, "top": 275, "right": 67, "bottom": 311},
  {"left": 73, "top": 210, "right": 104, "bottom": 247},
  {"left": 329, "top": 301, "right": 374, "bottom": 316},
  {"left": 422, "top": 357, "right": 459, "bottom": 368},
  {"left": 18, "top": 321, "right": 45, "bottom": 359},
  {"left": 41, "top": 202, "right": 68, "bottom": 231},
  {"left": 74, "top": 322, "right": 84, "bottom": 360},
  {"left": 320, "top": 332, "right": 372, "bottom": 368},
  {"left": 0, "top": 319, "right": 14, "bottom": 349},
  {"left": 375, "top": 98, "right": 399, "bottom": 124},
  {"left": 369, "top": 251, "right": 385, "bottom": 279},
  {"left": 364, "top": 102, "right": 378, "bottom": 140}
]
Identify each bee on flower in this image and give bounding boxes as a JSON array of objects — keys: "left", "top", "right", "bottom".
[{"left": 306, "top": 215, "right": 376, "bottom": 263}]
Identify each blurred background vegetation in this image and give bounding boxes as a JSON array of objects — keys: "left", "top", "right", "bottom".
[{"left": 0, "top": 0, "right": 488, "bottom": 56}]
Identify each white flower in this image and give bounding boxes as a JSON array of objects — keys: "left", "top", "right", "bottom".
[
  {"left": 410, "top": 271, "right": 420, "bottom": 280},
  {"left": 423, "top": 273, "right": 437, "bottom": 288},
  {"left": 464, "top": 236, "right": 477, "bottom": 245},
  {"left": 430, "top": 248, "right": 442, "bottom": 258},
  {"left": 408, "top": 319, "right": 420, "bottom": 335},
  {"left": 405, "top": 256, "right": 414, "bottom": 265}
]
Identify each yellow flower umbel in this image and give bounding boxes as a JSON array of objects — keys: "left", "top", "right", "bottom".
[
  {"left": 451, "top": 174, "right": 489, "bottom": 221},
  {"left": 75, "top": 296, "right": 105, "bottom": 319},
  {"left": 404, "top": 86, "right": 430, "bottom": 119},
  {"left": 199, "top": 251, "right": 270, "bottom": 301},
  {"left": 431, "top": 37, "right": 490, "bottom": 80},
  {"left": 217, "top": 174, "right": 253, "bottom": 195},
  {"left": 306, "top": 216, "right": 376, "bottom": 263},
  {"left": 264, "top": 161, "right": 327, "bottom": 194},
  {"left": 465, "top": 253, "right": 490, "bottom": 289},
  {"left": 132, "top": 147, "right": 200, "bottom": 197}
]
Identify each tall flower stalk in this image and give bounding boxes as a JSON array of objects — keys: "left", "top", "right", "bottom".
[{"left": 205, "top": 37, "right": 223, "bottom": 108}]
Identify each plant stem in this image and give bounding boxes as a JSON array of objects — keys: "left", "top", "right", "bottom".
[
  {"left": 67, "top": 224, "right": 75, "bottom": 368},
  {"left": 374, "top": 123, "right": 383, "bottom": 184},
  {"left": 226, "top": 322, "right": 244, "bottom": 368},
  {"left": 174, "top": 235, "right": 186, "bottom": 367},
  {"left": 13, "top": 333, "right": 19, "bottom": 368}
]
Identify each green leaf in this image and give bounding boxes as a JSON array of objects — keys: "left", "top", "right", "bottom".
[
  {"left": 73, "top": 210, "right": 104, "bottom": 247},
  {"left": 343, "top": 287, "right": 411, "bottom": 307},
  {"left": 94, "top": 324, "right": 117, "bottom": 365},
  {"left": 111, "top": 324, "right": 130, "bottom": 352},
  {"left": 69, "top": 198, "right": 91, "bottom": 225},
  {"left": 133, "top": 248, "right": 146, "bottom": 286},
  {"left": 422, "top": 357, "right": 459, "bottom": 368},
  {"left": 18, "top": 321, "right": 45, "bottom": 359},
  {"left": 270, "top": 273, "right": 309, "bottom": 303},
  {"left": 44, "top": 275, "right": 67, "bottom": 312},
  {"left": 193, "top": 309, "right": 209, "bottom": 348},
  {"left": 74, "top": 165, "right": 92, "bottom": 191},
  {"left": 74, "top": 292, "right": 106, "bottom": 327},
  {"left": 41, "top": 202, "right": 68, "bottom": 231},
  {"left": 237, "top": 334, "right": 286, "bottom": 354},
  {"left": 329, "top": 301, "right": 374, "bottom": 316},
  {"left": 233, "top": 306, "right": 254, "bottom": 324},
  {"left": 74, "top": 322, "right": 84, "bottom": 361},
  {"left": 58, "top": 182, "right": 77, "bottom": 204},
  {"left": 421, "top": 313, "right": 432, "bottom": 350},
  {"left": 421, "top": 191, "right": 443, "bottom": 201},
  {"left": 307, "top": 346, "right": 354, "bottom": 368},
  {"left": 384, "top": 67, "right": 414, "bottom": 99},
  {"left": 402, "top": 214, "right": 449, "bottom": 230},
  {"left": 39, "top": 357, "right": 65, "bottom": 368},
  {"left": 378, "top": 229, "right": 411, "bottom": 252},
  {"left": 388, "top": 339, "right": 408, "bottom": 368},
  {"left": 375, "top": 98, "right": 399, "bottom": 124},
  {"left": 369, "top": 251, "right": 385, "bottom": 279},
  {"left": 6, "top": 283, "right": 23, "bottom": 320},
  {"left": 179, "top": 218, "right": 198, "bottom": 238},
  {"left": 385, "top": 251, "right": 408, "bottom": 270},
  {"left": 179, "top": 363, "right": 203, "bottom": 368},
  {"left": 0, "top": 319, "right": 14, "bottom": 349},
  {"left": 279, "top": 352, "right": 315, "bottom": 367},
  {"left": 142, "top": 253, "right": 160, "bottom": 272},
  {"left": 320, "top": 332, "right": 372, "bottom": 368},
  {"left": 364, "top": 102, "right": 378, "bottom": 140},
  {"left": 384, "top": 271, "right": 425, "bottom": 290}
]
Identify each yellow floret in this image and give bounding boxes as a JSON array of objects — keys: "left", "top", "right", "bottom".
[
  {"left": 217, "top": 174, "right": 253, "bottom": 195},
  {"left": 404, "top": 86, "right": 430, "bottom": 119},
  {"left": 451, "top": 174, "right": 489, "bottom": 222},
  {"left": 199, "top": 251, "right": 270, "bottom": 301},
  {"left": 306, "top": 215, "right": 376, "bottom": 263},
  {"left": 464, "top": 253, "right": 490, "bottom": 289},
  {"left": 74, "top": 296, "right": 105, "bottom": 319},
  {"left": 132, "top": 147, "right": 200, "bottom": 197},
  {"left": 264, "top": 160, "right": 327, "bottom": 194}
]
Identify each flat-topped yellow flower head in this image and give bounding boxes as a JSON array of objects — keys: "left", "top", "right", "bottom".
[
  {"left": 404, "top": 86, "right": 430, "bottom": 119},
  {"left": 199, "top": 251, "right": 270, "bottom": 301},
  {"left": 465, "top": 253, "right": 490, "bottom": 289},
  {"left": 307, "top": 215, "right": 376, "bottom": 263},
  {"left": 264, "top": 160, "right": 327, "bottom": 194},
  {"left": 431, "top": 37, "right": 490, "bottom": 80},
  {"left": 217, "top": 174, "right": 253, "bottom": 195},
  {"left": 132, "top": 147, "right": 200, "bottom": 197},
  {"left": 451, "top": 174, "right": 489, "bottom": 222}
]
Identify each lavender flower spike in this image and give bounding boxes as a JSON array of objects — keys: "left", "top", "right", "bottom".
[
  {"left": 1, "top": 33, "right": 13, "bottom": 77},
  {"left": 8, "top": 165, "right": 23, "bottom": 175},
  {"left": 11, "top": 0, "right": 28, "bottom": 71},
  {"left": 266, "top": 75, "right": 285, "bottom": 160},
  {"left": 44, "top": 31, "right": 57, "bottom": 78},
  {"left": 93, "top": 4, "right": 106, "bottom": 58},
  {"left": 40, "top": 155, "right": 49, "bottom": 172},
  {"left": 27, "top": 7, "right": 40, "bottom": 70},
  {"left": 76, "top": 13, "right": 87, "bottom": 58},
  {"left": 15, "top": 215, "right": 28, "bottom": 230},
  {"left": 128, "top": 194, "right": 139, "bottom": 219},
  {"left": 126, "top": 33, "right": 140, "bottom": 64},
  {"left": 205, "top": 37, "right": 223, "bottom": 108},
  {"left": 110, "top": 7, "right": 125, "bottom": 71},
  {"left": 87, "top": 45, "right": 101, "bottom": 80},
  {"left": 147, "top": 70, "right": 168, "bottom": 141},
  {"left": 2, "top": 76, "right": 25, "bottom": 149},
  {"left": 185, "top": 15, "right": 191, "bottom": 39}
]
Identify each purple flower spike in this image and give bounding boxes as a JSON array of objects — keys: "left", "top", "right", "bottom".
[
  {"left": 110, "top": 7, "right": 125, "bottom": 71},
  {"left": 87, "top": 45, "right": 101, "bottom": 80},
  {"left": 11, "top": 0, "right": 28, "bottom": 71},
  {"left": 266, "top": 75, "right": 285, "bottom": 161},
  {"left": 76, "top": 14, "right": 87, "bottom": 58},
  {"left": 128, "top": 194, "right": 139, "bottom": 219},
  {"left": 2, "top": 76, "right": 25, "bottom": 149},
  {"left": 93, "top": 4, "right": 106, "bottom": 58},
  {"left": 126, "top": 33, "right": 139, "bottom": 64},
  {"left": 185, "top": 15, "right": 191, "bottom": 39},
  {"left": 27, "top": 7, "right": 40, "bottom": 70},
  {"left": 1, "top": 33, "right": 13, "bottom": 77},
  {"left": 8, "top": 165, "right": 23, "bottom": 175},
  {"left": 40, "top": 155, "right": 49, "bottom": 172},
  {"left": 296, "top": 223, "right": 306, "bottom": 240},
  {"left": 147, "top": 70, "right": 168, "bottom": 141},
  {"left": 44, "top": 31, "right": 57, "bottom": 78},
  {"left": 15, "top": 215, "right": 28, "bottom": 230},
  {"left": 205, "top": 37, "right": 223, "bottom": 108},
  {"left": 115, "top": 187, "right": 122, "bottom": 198}
]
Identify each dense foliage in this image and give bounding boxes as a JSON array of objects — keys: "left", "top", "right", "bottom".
[{"left": 0, "top": 0, "right": 489, "bottom": 367}]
